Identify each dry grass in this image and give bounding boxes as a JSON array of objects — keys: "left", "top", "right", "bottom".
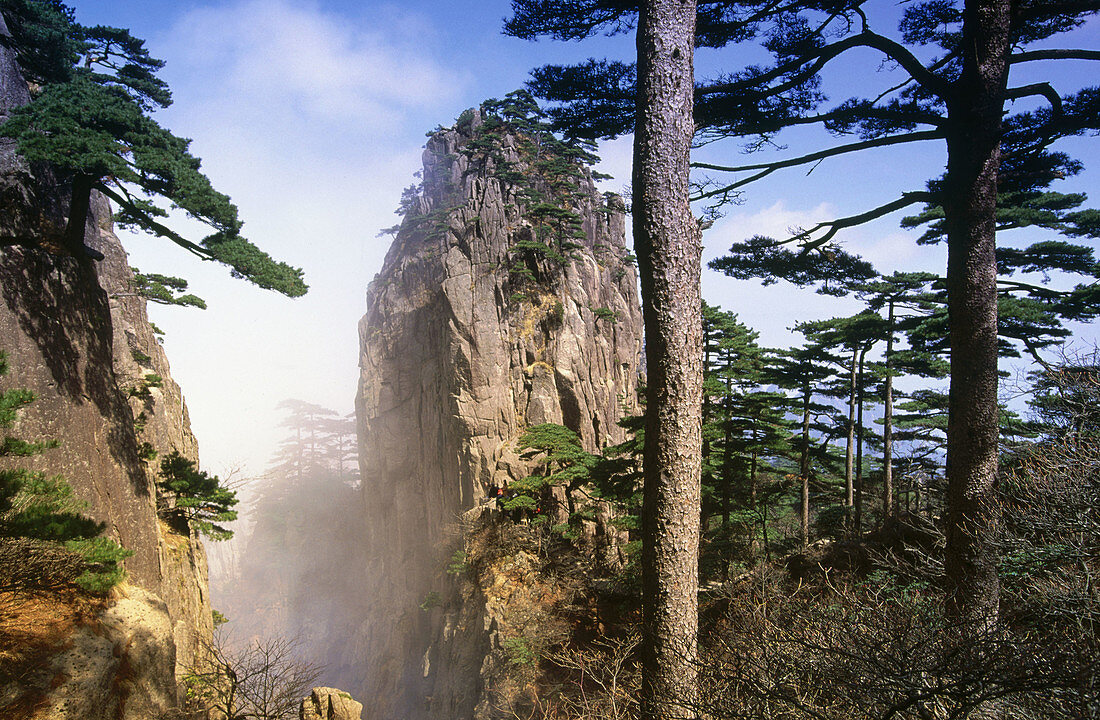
[{"left": 0, "top": 585, "right": 107, "bottom": 716}]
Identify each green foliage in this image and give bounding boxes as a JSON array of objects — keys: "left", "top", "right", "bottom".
[
  {"left": 501, "top": 635, "right": 538, "bottom": 667},
  {"left": 0, "top": 0, "right": 307, "bottom": 297},
  {"left": 136, "top": 441, "right": 157, "bottom": 462},
  {"left": 66, "top": 536, "right": 132, "bottom": 592},
  {"left": 130, "top": 270, "right": 207, "bottom": 309},
  {"left": 128, "top": 372, "right": 163, "bottom": 399},
  {"left": 212, "top": 608, "right": 229, "bottom": 626},
  {"left": 0, "top": 349, "right": 129, "bottom": 593},
  {"left": 0, "top": 0, "right": 79, "bottom": 85},
  {"left": 419, "top": 590, "right": 442, "bottom": 611},
  {"left": 158, "top": 451, "right": 238, "bottom": 540},
  {"left": 592, "top": 306, "right": 617, "bottom": 322},
  {"left": 447, "top": 549, "right": 468, "bottom": 576},
  {"left": 507, "top": 424, "right": 599, "bottom": 518},
  {"left": 2, "top": 472, "right": 102, "bottom": 541},
  {"left": 453, "top": 91, "right": 611, "bottom": 291}
]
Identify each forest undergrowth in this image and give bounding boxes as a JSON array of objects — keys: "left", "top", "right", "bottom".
[{"left": 475, "top": 362, "right": 1099, "bottom": 719}]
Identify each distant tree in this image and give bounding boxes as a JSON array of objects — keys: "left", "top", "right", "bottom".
[
  {"left": 701, "top": 304, "right": 794, "bottom": 568},
  {"left": 768, "top": 341, "right": 842, "bottom": 548},
  {"left": 268, "top": 400, "right": 358, "bottom": 483},
  {"left": 0, "top": 0, "right": 307, "bottom": 297},
  {"left": 157, "top": 450, "right": 238, "bottom": 540}
]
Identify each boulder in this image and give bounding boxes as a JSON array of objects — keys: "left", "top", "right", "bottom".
[
  {"left": 22, "top": 586, "right": 176, "bottom": 720},
  {"left": 300, "top": 687, "right": 364, "bottom": 720}
]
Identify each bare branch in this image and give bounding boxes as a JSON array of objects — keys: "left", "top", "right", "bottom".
[
  {"left": 1010, "top": 48, "right": 1100, "bottom": 63},
  {"left": 779, "top": 193, "right": 934, "bottom": 251}
]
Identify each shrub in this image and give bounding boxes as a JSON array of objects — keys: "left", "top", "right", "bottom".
[
  {"left": 0, "top": 350, "right": 131, "bottom": 594},
  {"left": 157, "top": 451, "right": 238, "bottom": 540}
]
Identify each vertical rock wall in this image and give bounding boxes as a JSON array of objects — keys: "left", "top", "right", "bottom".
[
  {"left": 354, "top": 111, "right": 642, "bottom": 720},
  {"left": 0, "top": 25, "right": 212, "bottom": 712},
  {"left": 91, "top": 197, "right": 214, "bottom": 685}
]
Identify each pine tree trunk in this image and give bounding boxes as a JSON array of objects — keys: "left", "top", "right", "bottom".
[
  {"left": 942, "top": 0, "right": 1011, "bottom": 625},
  {"left": 854, "top": 345, "right": 868, "bottom": 534},
  {"left": 64, "top": 174, "right": 94, "bottom": 251},
  {"left": 634, "top": 0, "right": 700, "bottom": 717},
  {"left": 883, "top": 302, "right": 895, "bottom": 520},
  {"left": 845, "top": 346, "right": 857, "bottom": 529},
  {"left": 701, "top": 326, "right": 713, "bottom": 535},
  {"left": 721, "top": 376, "right": 734, "bottom": 534},
  {"left": 800, "top": 383, "right": 810, "bottom": 549}
]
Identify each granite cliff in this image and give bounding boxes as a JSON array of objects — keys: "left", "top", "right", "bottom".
[
  {"left": 353, "top": 105, "right": 643, "bottom": 720},
  {"left": 0, "top": 18, "right": 212, "bottom": 716}
]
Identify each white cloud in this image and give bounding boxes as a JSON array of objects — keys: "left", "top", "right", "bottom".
[
  {"left": 117, "top": 0, "right": 468, "bottom": 475},
  {"left": 161, "top": 0, "right": 462, "bottom": 131},
  {"left": 700, "top": 200, "right": 944, "bottom": 347},
  {"left": 703, "top": 199, "right": 836, "bottom": 261}
]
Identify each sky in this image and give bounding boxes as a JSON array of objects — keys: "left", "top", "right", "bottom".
[{"left": 68, "top": 0, "right": 1100, "bottom": 479}]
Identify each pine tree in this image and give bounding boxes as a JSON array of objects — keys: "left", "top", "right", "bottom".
[
  {"left": 768, "top": 341, "right": 842, "bottom": 548},
  {"left": 158, "top": 451, "right": 238, "bottom": 541},
  {"left": 510, "top": 423, "right": 599, "bottom": 527},
  {"left": 507, "top": 0, "right": 1100, "bottom": 624},
  {"left": 633, "top": 1, "right": 702, "bottom": 717},
  {"left": 701, "top": 304, "right": 796, "bottom": 568},
  {"left": 0, "top": 0, "right": 307, "bottom": 297},
  {"left": 0, "top": 349, "right": 131, "bottom": 592}
]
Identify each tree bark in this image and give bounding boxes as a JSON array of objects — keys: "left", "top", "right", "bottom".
[
  {"left": 634, "top": 0, "right": 700, "bottom": 718},
  {"left": 854, "top": 344, "right": 868, "bottom": 535},
  {"left": 883, "top": 301, "right": 895, "bottom": 520},
  {"left": 845, "top": 346, "right": 857, "bottom": 530},
  {"left": 799, "top": 381, "right": 810, "bottom": 549},
  {"left": 64, "top": 173, "right": 94, "bottom": 251},
  {"left": 942, "top": 0, "right": 1011, "bottom": 625}
]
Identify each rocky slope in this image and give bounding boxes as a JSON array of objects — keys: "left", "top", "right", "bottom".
[
  {"left": 0, "top": 23, "right": 212, "bottom": 716},
  {"left": 353, "top": 107, "right": 642, "bottom": 720}
]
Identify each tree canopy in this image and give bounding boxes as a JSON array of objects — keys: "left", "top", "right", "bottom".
[
  {"left": 507, "top": 0, "right": 1100, "bottom": 624},
  {"left": 0, "top": 0, "right": 307, "bottom": 297}
]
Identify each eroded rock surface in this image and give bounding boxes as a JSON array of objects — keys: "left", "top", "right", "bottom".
[
  {"left": 300, "top": 687, "right": 364, "bottom": 720},
  {"left": 353, "top": 110, "right": 642, "bottom": 720},
  {"left": 0, "top": 35, "right": 212, "bottom": 716},
  {"left": 29, "top": 586, "right": 177, "bottom": 720}
]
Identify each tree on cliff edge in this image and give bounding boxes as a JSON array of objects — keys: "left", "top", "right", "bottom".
[{"left": 0, "top": 0, "right": 307, "bottom": 297}]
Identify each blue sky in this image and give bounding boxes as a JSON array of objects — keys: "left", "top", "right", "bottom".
[{"left": 67, "top": 0, "right": 1100, "bottom": 477}]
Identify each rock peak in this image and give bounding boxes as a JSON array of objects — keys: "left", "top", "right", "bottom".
[{"left": 350, "top": 104, "right": 643, "bottom": 720}]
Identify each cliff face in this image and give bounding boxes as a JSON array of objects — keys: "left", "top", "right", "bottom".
[
  {"left": 91, "top": 197, "right": 214, "bottom": 686},
  {"left": 0, "top": 212, "right": 214, "bottom": 717},
  {"left": 0, "top": 29, "right": 212, "bottom": 715},
  {"left": 354, "top": 110, "right": 642, "bottom": 720}
]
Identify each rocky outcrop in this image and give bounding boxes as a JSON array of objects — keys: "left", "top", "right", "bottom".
[
  {"left": 0, "top": 202, "right": 213, "bottom": 677},
  {"left": 353, "top": 109, "right": 642, "bottom": 720},
  {"left": 300, "top": 687, "right": 364, "bottom": 720},
  {"left": 21, "top": 586, "right": 178, "bottom": 720},
  {"left": 0, "top": 28, "right": 212, "bottom": 715}
]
